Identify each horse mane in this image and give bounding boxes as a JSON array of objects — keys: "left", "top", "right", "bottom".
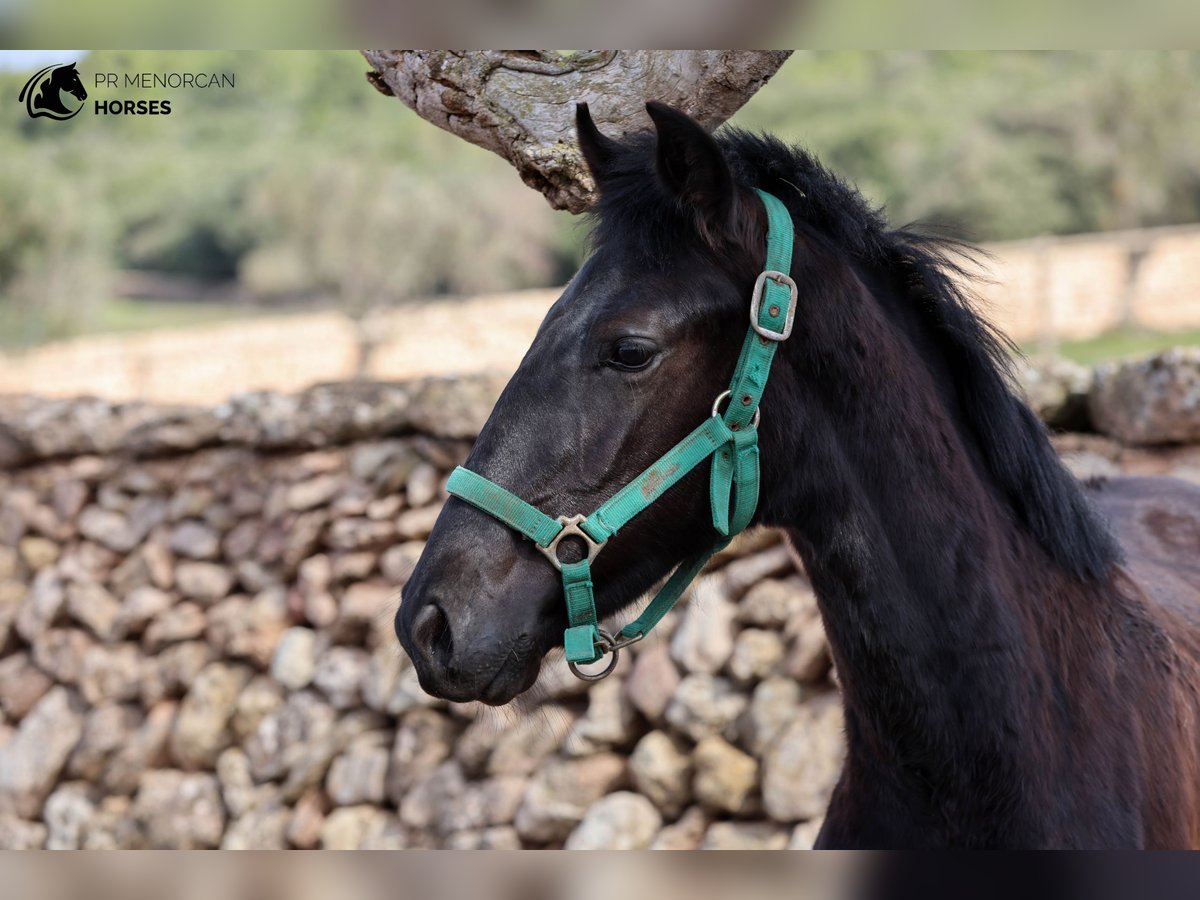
[{"left": 588, "top": 125, "right": 1120, "bottom": 581}]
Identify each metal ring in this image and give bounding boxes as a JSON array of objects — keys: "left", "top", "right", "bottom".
[
  {"left": 567, "top": 628, "right": 620, "bottom": 682},
  {"left": 711, "top": 389, "right": 761, "bottom": 429},
  {"left": 537, "top": 514, "right": 607, "bottom": 572}
]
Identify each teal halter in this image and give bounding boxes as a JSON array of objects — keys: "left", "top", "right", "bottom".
[{"left": 446, "top": 189, "right": 796, "bottom": 680}]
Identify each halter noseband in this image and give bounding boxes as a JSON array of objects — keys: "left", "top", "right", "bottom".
[{"left": 445, "top": 189, "right": 796, "bottom": 681}]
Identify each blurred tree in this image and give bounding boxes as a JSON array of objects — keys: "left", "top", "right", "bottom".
[
  {"left": 240, "top": 155, "right": 559, "bottom": 375},
  {"left": 1, "top": 50, "right": 1198, "bottom": 351},
  {"left": 0, "top": 146, "right": 111, "bottom": 345}
]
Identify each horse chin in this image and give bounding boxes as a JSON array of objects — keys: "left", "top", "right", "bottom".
[{"left": 478, "top": 656, "right": 542, "bottom": 706}]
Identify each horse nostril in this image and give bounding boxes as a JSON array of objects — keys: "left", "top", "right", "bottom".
[{"left": 412, "top": 603, "right": 451, "bottom": 660}]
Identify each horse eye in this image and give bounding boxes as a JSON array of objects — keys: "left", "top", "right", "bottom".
[{"left": 607, "top": 338, "right": 655, "bottom": 371}]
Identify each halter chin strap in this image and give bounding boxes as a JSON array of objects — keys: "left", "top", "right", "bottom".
[{"left": 446, "top": 189, "right": 796, "bottom": 680}]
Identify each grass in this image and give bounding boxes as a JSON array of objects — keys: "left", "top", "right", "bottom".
[
  {"left": 0, "top": 297, "right": 268, "bottom": 349},
  {"left": 1032, "top": 327, "right": 1200, "bottom": 367},
  {"left": 92, "top": 298, "right": 260, "bottom": 335}
]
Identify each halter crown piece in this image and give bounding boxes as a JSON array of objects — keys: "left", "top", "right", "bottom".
[{"left": 446, "top": 189, "right": 797, "bottom": 681}]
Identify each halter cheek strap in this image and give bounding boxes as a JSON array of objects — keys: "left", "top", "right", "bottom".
[{"left": 445, "top": 188, "right": 796, "bottom": 680}]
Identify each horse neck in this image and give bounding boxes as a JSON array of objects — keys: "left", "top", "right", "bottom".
[{"left": 765, "top": 264, "right": 1099, "bottom": 799}]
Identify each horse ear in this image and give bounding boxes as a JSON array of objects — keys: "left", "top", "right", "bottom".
[
  {"left": 576, "top": 103, "right": 620, "bottom": 190},
  {"left": 646, "top": 101, "right": 735, "bottom": 244}
]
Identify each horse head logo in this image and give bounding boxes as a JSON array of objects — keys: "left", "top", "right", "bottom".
[{"left": 18, "top": 63, "right": 87, "bottom": 121}]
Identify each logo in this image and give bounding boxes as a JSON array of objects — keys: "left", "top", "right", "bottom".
[{"left": 18, "top": 63, "right": 88, "bottom": 121}]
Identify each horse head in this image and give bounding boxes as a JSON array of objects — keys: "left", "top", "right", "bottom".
[{"left": 397, "top": 102, "right": 790, "bottom": 704}]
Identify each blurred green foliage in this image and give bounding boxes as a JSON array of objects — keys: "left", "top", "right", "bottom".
[{"left": 1, "top": 50, "right": 1198, "bottom": 346}]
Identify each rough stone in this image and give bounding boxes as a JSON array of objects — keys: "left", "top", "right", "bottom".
[
  {"left": 79, "top": 642, "right": 143, "bottom": 704},
  {"left": 208, "top": 588, "right": 288, "bottom": 668},
  {"left": 444, "top": 826, "right": 522, "bottom": 850},
  {"left": 514, "top": 753, "right": 627, "bottom": 843},
  {"left": 564, "top": 675, "right": 639, "bottom": 754},
  {"left": 326, "top": 517, "right": 396, "bottom": 551},
  {"left": 18, "top": 535, "right": 58, "bottom": 571},
  {"left": 395, "top": 505, "right": 442, "bottom": 540},
  {"left": 486, "top": 704, "right": 577, "bottom": 777},
  {"left": 216, "top": 747, "right": 267, "bottom": 818},
  {"left": 670, "top": 589, "right": 736, "bottom": 674},
  {"left": 387, "top": 709, "right": 459, "bottom": 801},
  {"left": 664, "top": 674, "right": 748, "bottom": 742},
  {"left": 230, "top": 675, "right": 285, "bottom": 742},
  {"left": 143, "top": 602, "right": 207, "bottom": 650},
  {"left": 564, "top": 791, "right": 661, "bottom": 850},
  {"left": 115, "top": 586, "right": 173, "bottom": 636},
  {"left": 438, "top": 775, "right": 527, "bottom": 834},
  {"left": 0, "top": 652, "right": 53, "bottom": 720},
  {"left": 286, "top": 786, "right": 328, "bottom": 849},
  {"left": 133, "top": 770, "right": 225, "bottom": 849},
  {"left": 169, "top": 662, "right": 253, "bottom": 769},
  {"left": 270, "top": 626, "right": 319, "bottom": 690},
  {"left": 0, "top": 687, "right": 85, "bottom": 818},
  {"left": 221, "top": 798, "right": 290, "bottom": 849},
  {"left": 692, "top": 734, "right": 758, "bottom": 815},
  {"left": 67, "top": 703, "right": 141, "bottom": 782},
  {"left": 102, "top": 701, "right": 176, "bottom": 795},
  {"left": 650, "top": 805, "right": 711, "bottom": 850},
  {"left": 245, "top": 691, "right": 337, "bottom": 783},
  {"left": 405, "top": 462, "right": 440, "bottom": 508},
  {"left": 0, "top": 815, "right": 47, "bottom": 849},
  {"left": 762, "top": 694, "right": 844, "bottom": 823},
  {"left": 629, "top": 731, "right": 692, "bottom": 819},
  {"left": 77, "top": 506, "right": 136, "bottom": 553},
  {"left": 399, "top": 760, "right": 465, "bottom": 831},
  {"left": 701, "top": 821, "right": 789, "bottom": 850},
  {"left": 286, "top": 474, "right": 342, "bottom": 512},
  {"left": 326, "top": 732, "right": 391, "bottom": 806},
  {"left": 331, "top": 551, "right": 376, "bottom": 583},
  {"left": 623, "top": 642, "right": 680, "bottom": 724},
  {"left": 15, "top": 569, "right": 64, "bottom": 643},
  {"left": 1090, "top": 348, "right": 1200, "bottom": 445},
  {"left": 80, "top": 795, "right": 142, "bottom": 849},
  {"left": 142, "top": 641, "right": 211, "bottom": 705},
  {"left": 31, "top": 627, "right": 94, "bottom": 685},
  {"left": 790, "top": 817, "right": 824, "bottom": 849},
  {"left": 728, "top": 628, "right": 785, "bottom": 683},
  {"left": 312, "top": 646, "right": 370, "bottom": 709},
  {"left": 741, "top": 676, "right": 802, "bottom": 756},
  {"left": 169, "top": 519, "right": 221, "bottom": 560},
  {"left": 718, "top": 545, "right": 794, "bottom": 599},
  {"left": 737, "top": 576, "right": 816, "bottom": 628},
  {"left": 1017, "top": 355, "right": 1092, "bottom": 431},
  {"left": 379, "top": 541, "right": 424, "bottom": 584},
  {"left": 44, "top": 782, "right": 96, "bottom": 850},
  {"left": 320, "top": 805, "right": 387, "bottom": 850},
  {"left": 175, "top": 561, "right": 234, "bottom": 604}
]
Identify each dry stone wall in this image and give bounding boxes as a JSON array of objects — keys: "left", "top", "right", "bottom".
[
  {"left": 0, "top": 375, "right": 839, "bottom": 850},
  {"left": 2, "top": 355, "right": 1200, "bottom": 850}
]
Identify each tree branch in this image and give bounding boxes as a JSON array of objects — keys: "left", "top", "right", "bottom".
[{"left": 362, "top": 50, "right": 792, "bottom": 213}]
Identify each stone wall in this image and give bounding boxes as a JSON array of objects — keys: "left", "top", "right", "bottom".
[
  {"left": 2, "top": 358, "right": 1199, "bottom": 851},
  {"left": 0, "top": 375, "right": 839, "bottom": 850},
  {"left": 2, "top": 224, "right": 1199, "bottom": 407}
]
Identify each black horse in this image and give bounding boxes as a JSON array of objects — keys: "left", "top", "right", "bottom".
[
  {"left": 20, "top": 63, "right": 87, "bottom": 119},
  {"left": 398, "top": 102, "right": 1200, "bottom": 848}
]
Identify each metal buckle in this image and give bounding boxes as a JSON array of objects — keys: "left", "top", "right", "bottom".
[
  {"left": 711, "top": 389, "right": 761, "bottom": 430},
  {"left": 567, "top": 627, "right": 642, "bottom": 682},
  {"left": 537, "top": 514, "right": 606, "bottom": 572},
  {"left": 749, "top": 270, "right": 798, "bottom": 341}
]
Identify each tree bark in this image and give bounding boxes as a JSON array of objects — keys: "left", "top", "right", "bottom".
[{"left": 361, "top": 51, "right": 792, "bottom": 213}]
